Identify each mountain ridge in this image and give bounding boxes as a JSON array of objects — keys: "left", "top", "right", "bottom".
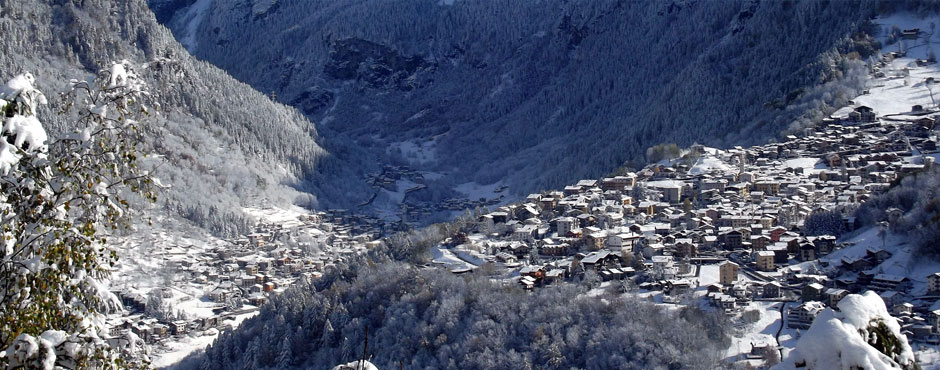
[
  {"left": 0, "top": 0, "right": 330, "bottom": 236},
  {"left": 153, "top": 0, "right": 880, "bottom": 216}
]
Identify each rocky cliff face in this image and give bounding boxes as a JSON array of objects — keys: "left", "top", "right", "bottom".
[{"left": 325, "top": 38, "right": 435, "bottom": 91}]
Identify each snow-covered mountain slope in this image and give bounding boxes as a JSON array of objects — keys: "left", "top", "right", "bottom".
[
  {"left": 152, "top": 0, "right": 879, "bottom": 211},
  {"left": 0, "top": 0, "right": 330, "bottom": 236}
]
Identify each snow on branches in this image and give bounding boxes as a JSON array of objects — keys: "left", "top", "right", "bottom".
[
  {"left": 0, "top": 73, "right": 47, "bottom": 175},
  {"left": 775, "top": 291, "right": 917, "bottom": 370},
  {"left": 0, "top": 61, "right": 156, "bottom": 369}
]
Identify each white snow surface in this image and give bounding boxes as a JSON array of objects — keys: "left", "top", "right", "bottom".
[
  {"left": 4, "top": 115, "right": 47, "bottom": 151},
  {"left": 150, "top": 311, "right": 257, "bottom": 369},
  {"left": 646, "top": 180, "right": 686, "bottom": 188},
  {"left": 776, "top": 291, "right": 915, "bottom": 370},
  {"left": 108, "top": 63, "right": 128, "bottom": 88},
  {"left": 726, "top": 301, "right": 783, "bottom": 365},
  {"left": 0, "top": 73, "right": 35, "bottom": 100},
  {"left": 821, "top": 227, "right": 935, "bottom": 295},
  {"left": 455, "top": 181, "right": 506, "bottom": 202},
  {"left": 251, "top": 0, "right": 278, "bottom": 16},
  {"left": 781, "top": 157, "right": 823, "bottom": 176},
  {"left": 852, "top": 14, "right": 940, "bottom": 115},
  {"left": 389, "top": 138, "right": 437, "bottom": 165},
  {"left": 0, "top": 141, "right": 21, "bottom": 175},
  {"left": 431, "top": 245, "right": 476, "bottom": 271},
  {"left": 0, "top": 73, "right": 47, "bottom": 115},
  {"left": 332, "top": 360, "right": 379, "bottom": 370},
  {"left": 242, "top": 205, "right": 309, "bottom": 229},
  {"left": 689, "top": 155, "right": 733, "bottom": 175}
]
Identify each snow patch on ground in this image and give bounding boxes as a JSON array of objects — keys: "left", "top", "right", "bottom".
[
  {"left": 421, "top": 171, "right": 444, "bottom": 181},
  {"left": 689, "top": 155, "right": 733, "bottom": 175},
  {"left": 432, "top": 245, "right": 477, "bottom": 271},
  {"left": 823, "top": 227, "right": 936, "bottom": 295},
  {"left": 781, "top": 157, "right": 823, "bottom": 177},
  {"left": 251, "top": 0, "right": 277, "bottom": 16},
  {"left": 646, "top": 179, "right": 687, "bottom": 188},
  {"left": 874, "top": 14, "right": 940, "bottom": 61},
  {"left": 242, "top": 205, "right": 309, "bottom": 229},
  {"left": 848, "top": 14, "right": 940, "bottom": 116},
  {"left": 150, "top": 311, "right": 258, "bottom": 369},
  {"left": 727, "top": 301, "right": 783, "bottom": 366},
  {"left": 332, "top": 360, "right": 379, "bottom": 370},
  {"left": 389, "top": 138, "right": 437, "bottom": 165},
  {"left": 455, "top": 181, "right": 506, "bottom": 202},
  {"left": 110, "top": 214, "right": 226, "bottom": 292},
  {"left": 695, "top": 264, "right": 720, "bottom": 295},
  {"left": 915, "top": 345, "right": 940, "bottom": 369}
]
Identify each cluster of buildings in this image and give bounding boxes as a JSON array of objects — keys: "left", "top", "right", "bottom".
[
  {"left": 365, "top": 164, "right": 506, "bottom": 227},
  {"left": 441, "top": 97, "right": 940, "bottom": 346},
  {"left": 365, "top": 164, "right": 427, "bottom": 189},
  {"left": 108, "top": 211, "right": 381, "bottom": 344}
]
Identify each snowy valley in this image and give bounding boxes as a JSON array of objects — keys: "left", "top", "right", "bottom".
[
  {"left": 5, "top": 1, "right": 940, "bottom": 370},
  {"left": 151, "top": 0, "right": 885, "bottom": 226},
  {"left": 176, "top": 13, "right": 940, "bottom": 368}
]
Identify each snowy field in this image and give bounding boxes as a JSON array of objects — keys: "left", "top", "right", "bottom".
[
  {"left": 689, "top": 155, "right": 734, "bottom": 175},
  {"left": 431, "top": 245, "right": 478, "bottom": 271},
  {"left": 110, "top": 214, "right": 226, "bottom": 293},
  {"left": 150, "top": 311, "right": 258, "bottom": 368},
  {"left": 822, "top": 226, "right": 937, "bottom": 295},
  {"left": 695, "top": 264, "right": 720, "bottom": 295},
  {"left": 849, "top": 14, "right": 940, "bottom": 117},
  {"left": 242, "top": 206, "right": 311, "bottom": 229},
  {"left": 780, "top": 157, "right": 826, "bottom": 177},
  {"left": 645, "top": 179, "right": 687, "bottom": 188},
  {"left": 388, "top": 138, "right": 438, "bottom": 165},
  {"left": 455, "top": 181, "right": 508, "bottom": 202},
  {"left": 726, "top": 301, "right": 784, "bottom": 367}
]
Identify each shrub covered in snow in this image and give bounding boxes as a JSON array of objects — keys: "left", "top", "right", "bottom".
[
  {"left": 332, "top": 360, "right": 379, "bottom": 370},
  {"left": 775, "top": 291, "right": 917, "bottom": 370}
]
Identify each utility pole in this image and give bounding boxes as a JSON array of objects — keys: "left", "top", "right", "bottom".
[{"left": 359, "top": 326, "right": 369, "bottom": 370}]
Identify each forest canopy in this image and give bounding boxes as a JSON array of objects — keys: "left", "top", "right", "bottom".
[{"left": 189, "top": 261, "right": 731, "bottom": 370}]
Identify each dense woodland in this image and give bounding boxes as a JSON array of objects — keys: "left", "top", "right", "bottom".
[
  {"left": 855, "top": 166, "right": 940, "bottom": 258},
  {"left": 182, "top": 250, "right": 731, "bottom": 370},
  {"left": 159, "top": 0, "right": 889, "bottom": 208}
]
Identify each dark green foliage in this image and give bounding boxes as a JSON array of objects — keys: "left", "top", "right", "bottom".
[
  {"left": 864, "top": 320, "right": 921, "bottom": 370},
  {"left": 803, "top": 210, "right": 848, "bottom": 237}
]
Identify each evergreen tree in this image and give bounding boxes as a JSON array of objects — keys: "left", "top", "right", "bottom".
[
  {"left": 803, "top": 210, "right": 848, "bottom": 236},
  {"left": 275, "top": 335, "right": 293, "bottom": 369}
]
